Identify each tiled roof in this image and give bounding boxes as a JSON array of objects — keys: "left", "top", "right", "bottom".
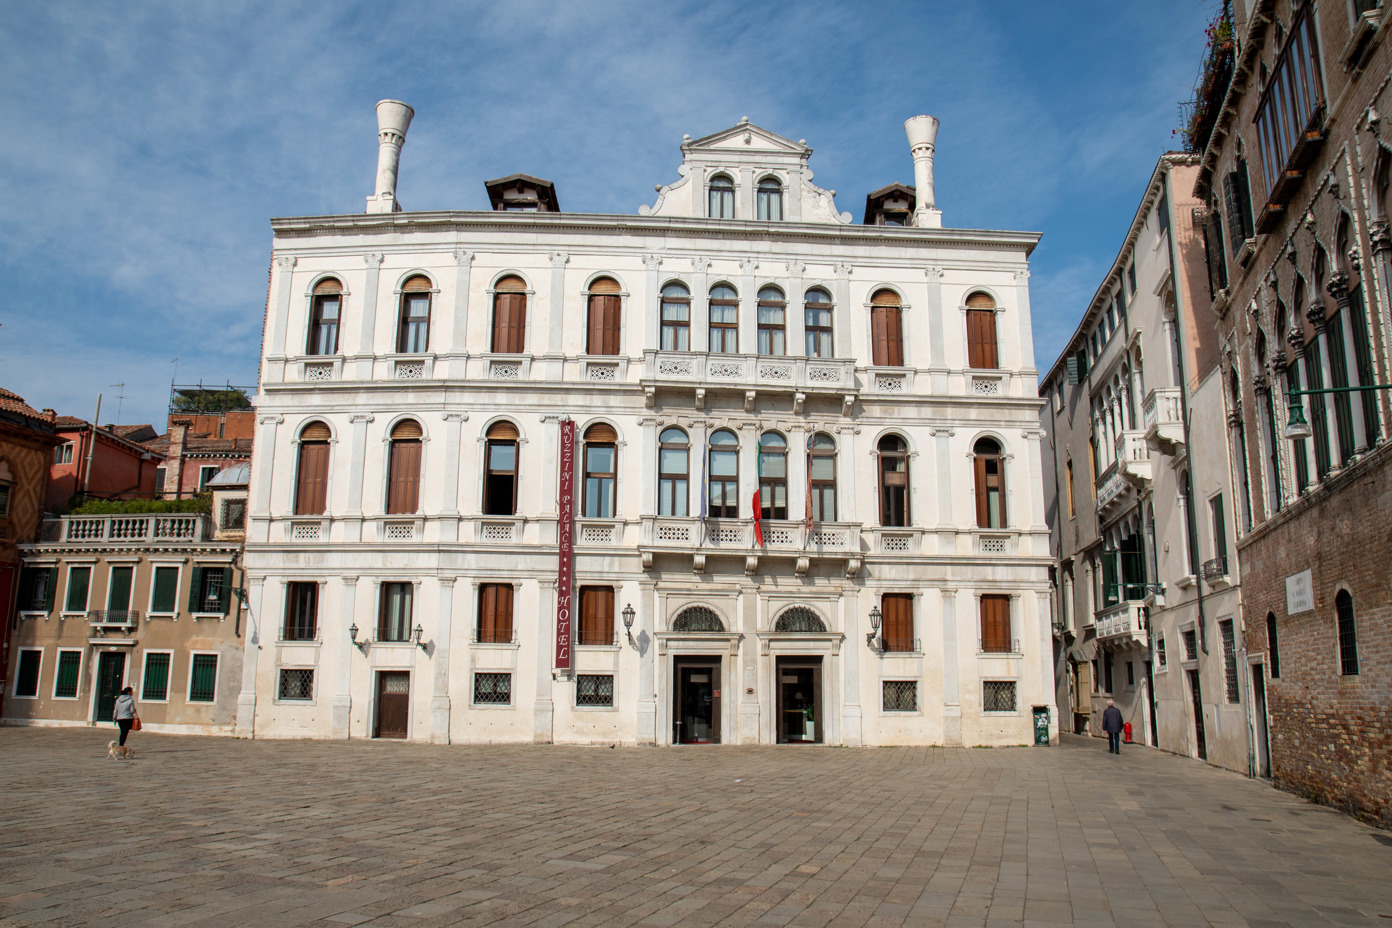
[
  {"left": 55, "top": 416, "right": 89, "bottom": 429},
  {"left": 0, "top": 387, "right": 52, "bottom": 423}
]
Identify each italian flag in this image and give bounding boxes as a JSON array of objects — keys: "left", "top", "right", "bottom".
[{"left": 751, "top": 436, "right": 764, "bottom": 547}]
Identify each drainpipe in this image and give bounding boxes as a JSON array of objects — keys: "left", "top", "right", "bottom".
[{"left": 1161, "top": 171, "right": 1210, "bottom": 657}]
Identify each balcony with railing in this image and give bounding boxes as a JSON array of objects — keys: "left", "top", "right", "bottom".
[
  {"left": 1253, "top": 3, "right": 1326, "bottom": 232},
  {"left": 1095, "top": 601, "right": 1147, "bottom": 648},
  {"left": 1096, "top": 431, "right": 1151, "bottom": 520},
  {"left": 638, "top": 516, "right": 861, "bottom": 570},
  {"left": 42, "top": 513, "right": 211, "bottom": 545},
  {"left": 1143, "top": 387, "right": 1185, "bottom": 454},
  {"left": 89, "top": 610, "right": 140, "bottom": 630},
  {"left": 641, "top": 350, "right": 857, "bottom": 405}
]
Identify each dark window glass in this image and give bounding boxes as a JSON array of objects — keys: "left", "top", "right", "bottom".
[
  {"left": 708, "top": 429, "right": 739, "bottom": 519},
  {"left": 378, "top": 582, "right": 413, "bottom": 641},
  {"left": 307, "top": 292, "right": 341, "bottom": 355},
  {"left": 54, "top": 651, "right": 81, "bottom": 698},
  {"left": 804, "top": 289, "right": 833, "bottom": 358},
  {"left": 757, "top": 287, "right": 785, "bottom": 355},
  {"left": 189, "top": 654, "right": 218, "bottom": 703},
  {"left": 279, "top": 669, "right": 314, "bottom": 701},
  {"left": 756, "top": 178, "right": 782, "bottom": 221},
  {"left": 1267, "top": 612, "right": 1281, "bottom": 678},
  {"left": 14, "top": 651, "right": 41, "bottom": 697},
  {"left": 708, "top": 176, "right": 734, "bottom": 219},
  {"left": 1220, "top": 619, "right": 1240, "bottom": 703},
  {"left": 583, "top": 433, "right": 616, "bottom": 518},
  {"left": 660, "top": 283, "right": 690, "bottom": 351},
  {"left": 577, "top": 674, "right": 614, "bottom": 707},
  {"left": 709, "top": 285, "right": 739, "bottom": 353},
  {"left": 882, "top": 680, "right": 916, "bottom": 711},
  {"left": 877, "top": 435, "right": 909, "bottom": 526},
  {"left": 658, "top": 427, "right": 688, "bottom": 517},
  {"left": 397, "top": 277, "right": 432, "bottom": 353},
  {"left": 758, "top": 433, "right": 787, "bottom": 520},
  {"left": 1336, "top": 590, "right": 1359, "bottom": 675},
  {"left": 283, "top": 582, "right": 318, "bottom": 641},
  {"left": 809, "top": 432, "right": 836, "bottom": 522},
  {"left": 65, "top": 567, "right": 91, "bottom": 613},
  {"left": 142, "top": 653, "right": 171, "bottom": 701},
  {"left": 474, "top": 672, "right": 511, "bottom": 704},
  {"left": 973, "top": 438, "right": 1005, "bottom": 528}
]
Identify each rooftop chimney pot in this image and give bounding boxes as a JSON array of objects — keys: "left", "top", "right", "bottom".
[
  {"left": 904, "top": 115, "right": 942, "bottom": 228},
  {"left": 367, "top": 100, "right": 414, "bottom": 214}
]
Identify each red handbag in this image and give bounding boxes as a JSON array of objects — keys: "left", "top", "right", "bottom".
[{"left": 132, "top": 717, "right": 142, "bottom": 732}]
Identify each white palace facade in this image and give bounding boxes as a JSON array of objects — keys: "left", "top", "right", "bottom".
[{"left": 237, "top": 105, "right": 1056, "bottom": 746}]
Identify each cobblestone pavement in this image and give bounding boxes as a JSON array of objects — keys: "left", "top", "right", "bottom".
[{"left": 1, "top": 730, "right": 1390, "bottom": 928}]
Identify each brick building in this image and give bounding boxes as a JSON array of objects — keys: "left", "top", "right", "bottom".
[{"left": 1193, "top": 0, "right": 1392, "bottom": 822}]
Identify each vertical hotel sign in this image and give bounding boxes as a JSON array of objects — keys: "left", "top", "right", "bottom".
[{"left": 555, "top": 418, "right": 575, "bottom": 672}]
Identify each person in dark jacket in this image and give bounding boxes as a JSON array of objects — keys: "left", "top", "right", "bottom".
[{"left": 1101, "top": 699, "right": 1123, "bottom": 753}]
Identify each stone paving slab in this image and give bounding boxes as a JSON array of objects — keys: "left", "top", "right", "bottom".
[{"left": 0, "top": 730, "right": 1389, "bottom": 927}]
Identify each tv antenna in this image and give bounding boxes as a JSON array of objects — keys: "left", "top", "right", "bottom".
[{"left": 109, "top": 383, "right": 127, "bottom": 427}]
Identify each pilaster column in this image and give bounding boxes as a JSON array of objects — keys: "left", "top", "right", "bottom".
[
  {"left": 447, "top": 249, "right": 473, "bottom": 375},
  {"left": 1021, "top": 428, "right": 1048, "bottom": 534},
  {"left": 637, "top": 580, "right": 658, "bottom": 745},
  {"left": 344, "top": 414, "right": 374, "bottom": 543},
  {"left": 643, "top": 254, "right": 663, "bottom": 351},
  {"left": 738, "top": 584, "right": 760, "bottom": 743},
  {"left": 535, "top": 579, "right": 556, "bottom": 743},
  {"left": 841, "top": 586, "right": 863, "bottom": 746},
  {"left": 834, "top": 264, "right": 853, "bottom": 362},
  {"left": 925, "top": 267, "right": 947, "bottom": 387},
  {"left": 939, "top": 588, "right": 962, "bottom": 746},
  {"left": 1013, "top": 269, "right": 1035, "bottom": 380},
  {"left": 357, "top": 252, "right": 384, "bottom": 380},
  {"left": 430, "top": 577, "right": 454, "bottom": 744},
  {"left": 739, "top": 258, "right": 758, "bottom": 355},
  {"left": 333, "top": 576, "right": 357, "bottom": 739},
  {"left": 268, "top": 256, "right": 297, "bottom": 371},
  {"left": 439, "top": 412, "right": 466, "bottom": 542},
  {"left": 691, "top": 257, "right": 711, "bottom": 351},
  {"left": 546, "top": 252, "right": 568, "bottom": 377},
  {"left": 933, "top": 428, "right": 955, "bottom": 535},
  {"left": 785, "top": 261, "right": 806, "bottom": 356},
  {"left": 640, "top": 417, "right": 658, "bottom": 516},
  {"left": 250, "top": 415, "right": 283, "bottom": 538},
  {"left": 234, "top": 575, "right": 266, "bottom": 738}
]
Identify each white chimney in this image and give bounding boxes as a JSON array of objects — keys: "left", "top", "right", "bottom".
[
  {"left": 904, "top": 115, "right": 942, "bottom": 228},
  {"left": 366, "top": 100, "right": 415, "bottom": 214}
]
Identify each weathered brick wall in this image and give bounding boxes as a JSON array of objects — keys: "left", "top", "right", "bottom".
[{"left": 1240, "top": 443, "right": 1392, "bottom": 827}]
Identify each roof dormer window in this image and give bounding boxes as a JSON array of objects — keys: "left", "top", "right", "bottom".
[{"left": 708, "top": 175, "right": 735, "bottom": 219}]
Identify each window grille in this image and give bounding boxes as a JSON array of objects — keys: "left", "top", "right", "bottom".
[
  {"left": 1181, "top": 628, "right": 1198, "bottom": 662},
  {"left": 774, "top": 607, "right": 826, "bottom": 633},
  {"left": 189, "top": 654, "right": 218, "bottom": 703},
  {"left": 577, "top": 674, "right": 614, "bottom": 707},
  {"left": 221, "top": 498, "right": 247, "bottom": 530},
  {"left": 143, "top": 653, "right": 171, "bottom": 700},
  {"left": 671, "top": 606, "right": 724, "bottom": 632},
  {"left": 882, "top": 680, "right": 917, "bottom": 712},
  {"left": 1336, "top": 591, "right": 1359, "bottom": 675},
  {"left": 474, "top": 672, "right": 511, "bottom": 705},
  {"left": 982, "top": 681, "right": 1017, "bottom": 712},
  {"left": 54, "top": 651, "right": 81, "bottom": 698},
  {"left": 278, "top": 668, "right": 314, "bottom": 701},
  {"left": 1219, "top": 620, "right": 1240, "bottom": 703}
]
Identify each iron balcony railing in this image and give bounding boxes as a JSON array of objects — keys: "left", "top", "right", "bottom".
[{"left": 89, "top": 610, "right": 139, "bottom": 627}]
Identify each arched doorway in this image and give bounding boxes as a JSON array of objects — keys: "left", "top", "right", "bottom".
[{"left": 774, "top": 607, "right": 827, "bottom": 744}]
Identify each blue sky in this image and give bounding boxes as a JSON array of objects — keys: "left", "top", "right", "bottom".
[{"left": 0, "top": 0, "right": 1218, "bottom": 429}]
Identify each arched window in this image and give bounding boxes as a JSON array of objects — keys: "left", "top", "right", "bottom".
[
  {"left": 483, "top": 421, "right": 519, "bottom": 515},
  {"left": 586, "top": 277, "right": 621, "bottom": 356},
  {"left": 966, "top": 292, "right": 1000, "bottom": 369},
  {"left": 708, "top": 429, "right": 739, "bottom": 519},
  {"left": 658, "top": 427, "right": 688, "bottom": 517},
  {"left": 661, "top": 282, "right": 691, "bottom": 351},
  {"left": 672, "top": 606, "right": 724, "bottom": 632},
  {"left": 973, "top": 438, "right": 1005, "bottom": 528},
  {"left": 809, "top": 432, "right": 837, "bottom": 522},
  {"left": 774, "top": 607, "right": 827, "bottom": 632},
  {"left": 709, "top": 284, "right": 739, "bottom": 353},
  {"left": 491, "top": 275, "right": 527, "bottom": 354},
  {"left": 870, "top": 289, "right": 904, "bottom": 367},
  {"left": 295, "top": 421, "right": 332, "bottom": 515},
  {"left": 386, "top": 419, "right": 423, "bottom": 514},
  {"left": 756, "top": 177, "right": 783, "bottom": 221},
  {"left": 758, "top": 432, "right": 787, "bottom": 520},
  {"left": 582, "top": 423, "right": 617, "bottom": 518},
  {"left": 477, "top": 583, "right": 513, "bottom": 643},
  {"left": 804, "top": 288, "right": 833, "bottom": 358},
  {"left": 757, "top": 286, "right": 786, "bottom": 356},
  {"left": 307, "top": 279, "right": 342, "bottom": 356},
  {"left": 1336, "top": 590, "right": 1359, "bottom": 675},
  {"left": 877, "top": 434, "right": 909, "bottom": 526},
  {"left": 397, "top": 275, "right": 432, "bottom": 353},
  {"left": 708, "top": 174, "right": 735, "bottom": 219}
]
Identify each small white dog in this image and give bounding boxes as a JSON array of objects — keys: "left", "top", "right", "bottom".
[{"left": 106, "top": 741, "right": 135, "bottom": 761}]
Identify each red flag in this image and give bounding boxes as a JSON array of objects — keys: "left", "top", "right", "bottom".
[{"left": 752, "top": 436, "right": 764, "bottom": 547}]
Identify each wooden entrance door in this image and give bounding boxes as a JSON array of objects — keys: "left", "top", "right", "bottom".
[
  {"left": 775, "top": 657, "right": 822, "bottom": 744},
  {"left": 1186, "top": 669, "right": 1207, "bottom": 760},
  {"left": 673, "top": 658, "right": 721, "bottom": 744},
  {"left": 375, "top": 672, "right": 410, "bottom": 739},
  {"left": 94, "top": 651, "right": 126, "bottom": 724}
]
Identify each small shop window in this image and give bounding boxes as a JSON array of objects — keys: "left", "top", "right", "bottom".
[
  {"left": 882, "top": 680, "right": 917, "bottom": 712},
  {"left": 982, "top": 681, "right": 1017, "bottom": 712},
  {"left": 474, "top": 672, "right": 511, "bottom": 705},
  {"left": 576, "top": 674, "right": 614, "bottom": 707},
  {"left": 278, "top": 668, "right": 314, "bottom": 701}
]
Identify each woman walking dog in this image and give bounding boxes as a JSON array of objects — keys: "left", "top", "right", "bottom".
[{"left": 113, "top": 686, "right": 140, "bottom": 748}]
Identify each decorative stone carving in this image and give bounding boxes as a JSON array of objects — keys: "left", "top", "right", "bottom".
[
  {"left": 274, "top": 256, "right": 297, "bottom": 271},
  {"left": 548, "top": 252, "right": 569, "bottom": 268},
  {"left": 642, "top": 253, "right": 663, "bottom": 270},
  {"left": 363, "top": 252, "right": 384, "bottom": 267},
  {"left": 924, "top": 266, "right": 944, "bottom": 281},
  {"left": 453, "top": 249, "right": 473, "bottom": 266},
  {"left": 1014, "top": 269, "right": 1030, "bottom": 282}
]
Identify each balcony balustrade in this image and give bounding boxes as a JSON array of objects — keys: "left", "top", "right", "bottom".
[
  {"left": 89, "top": 610, "right": 140, "bottom": 629},
  {"left": 1143, "top": 387, "right": 1185, "bottom": 454},
  {"left": 1095, "top": 601, "right": 1147, "bottom": 648},
  {"left": 641, "top": 350, "right": 856, "bottom": 405},
  {"left": 44, "top": 514, "right": 210, "bottom": 545}
]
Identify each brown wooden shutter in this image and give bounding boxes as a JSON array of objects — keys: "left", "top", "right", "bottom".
[
  {"left": 313, "top": 278, "right": 342, "bottom": 295},
  {"left": 967, "top": 309, "right": 999, "bottom": 369},
  {"left": 882, "top": 593, "right": 913, "bottom": 652},
  {"left": 390, "top": 419, "right": 423, "bottom": 440},
  {"left": 980, "top": 595, "right": 1011, "bottom": 652},
  {"left": 580, "top": 586, "right": 614, "bottom": 644},
  {"left": 584, "top": 422, "right": 618, "bottom": 442},
  {"left": 295, "top": 442, "right": 329, "bottom": 515},
  {"left": 886, "top": 307, "right": 903, "bottom": 366},
  {"left": 300, "top": 421, "right": 332, "bottom": 441},
  {"left": 486, "top": 420, "right": 520, "bottom": 440},
  {"left": 402, "top": 275, "right": 431, "bottom": 292},
  {"left": 492, "top": 280, "right": 527, "bottom": 354},
  {"left": 974, "top": 455, "right": 990, "bottom": 527},
  {"left": 601, "top": 295, "right": 621, "bottom": 355},
  {"left": 870, "top": 291, "right": 903, "bottom": 367},
  {"left": 480, "top": 584, "right": 514, "bottom": 642},
  {"left": 386, "top": 439, "right": 422, "bottom": 514}
]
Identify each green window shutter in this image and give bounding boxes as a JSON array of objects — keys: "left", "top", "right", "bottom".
[
  {"left": 189, "top": 654, "right": 217, "bottom": 702},
  {"left": 152, "top": 566, "right": 179, "bottom": 613},
  {"left": 65, "top": 567, "right": 90, "bottom": 613},
  {"left": 187, "top": 566, "right": 204, "bottom": 613},
  {"left": 55, "top": 652, "right": 81, "bottom": 698},
  {"left": 1066, "top": 355, "right": 1079, "bottom": 385},
  {"left": 44, "top": 567, "right": 58, "bottom": 612},
  {"left": 217, "top": 568, "right": 232, "bottom": 614},
  {"left": 142, "top": 653, "right": 171, "bottom": 701}
]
